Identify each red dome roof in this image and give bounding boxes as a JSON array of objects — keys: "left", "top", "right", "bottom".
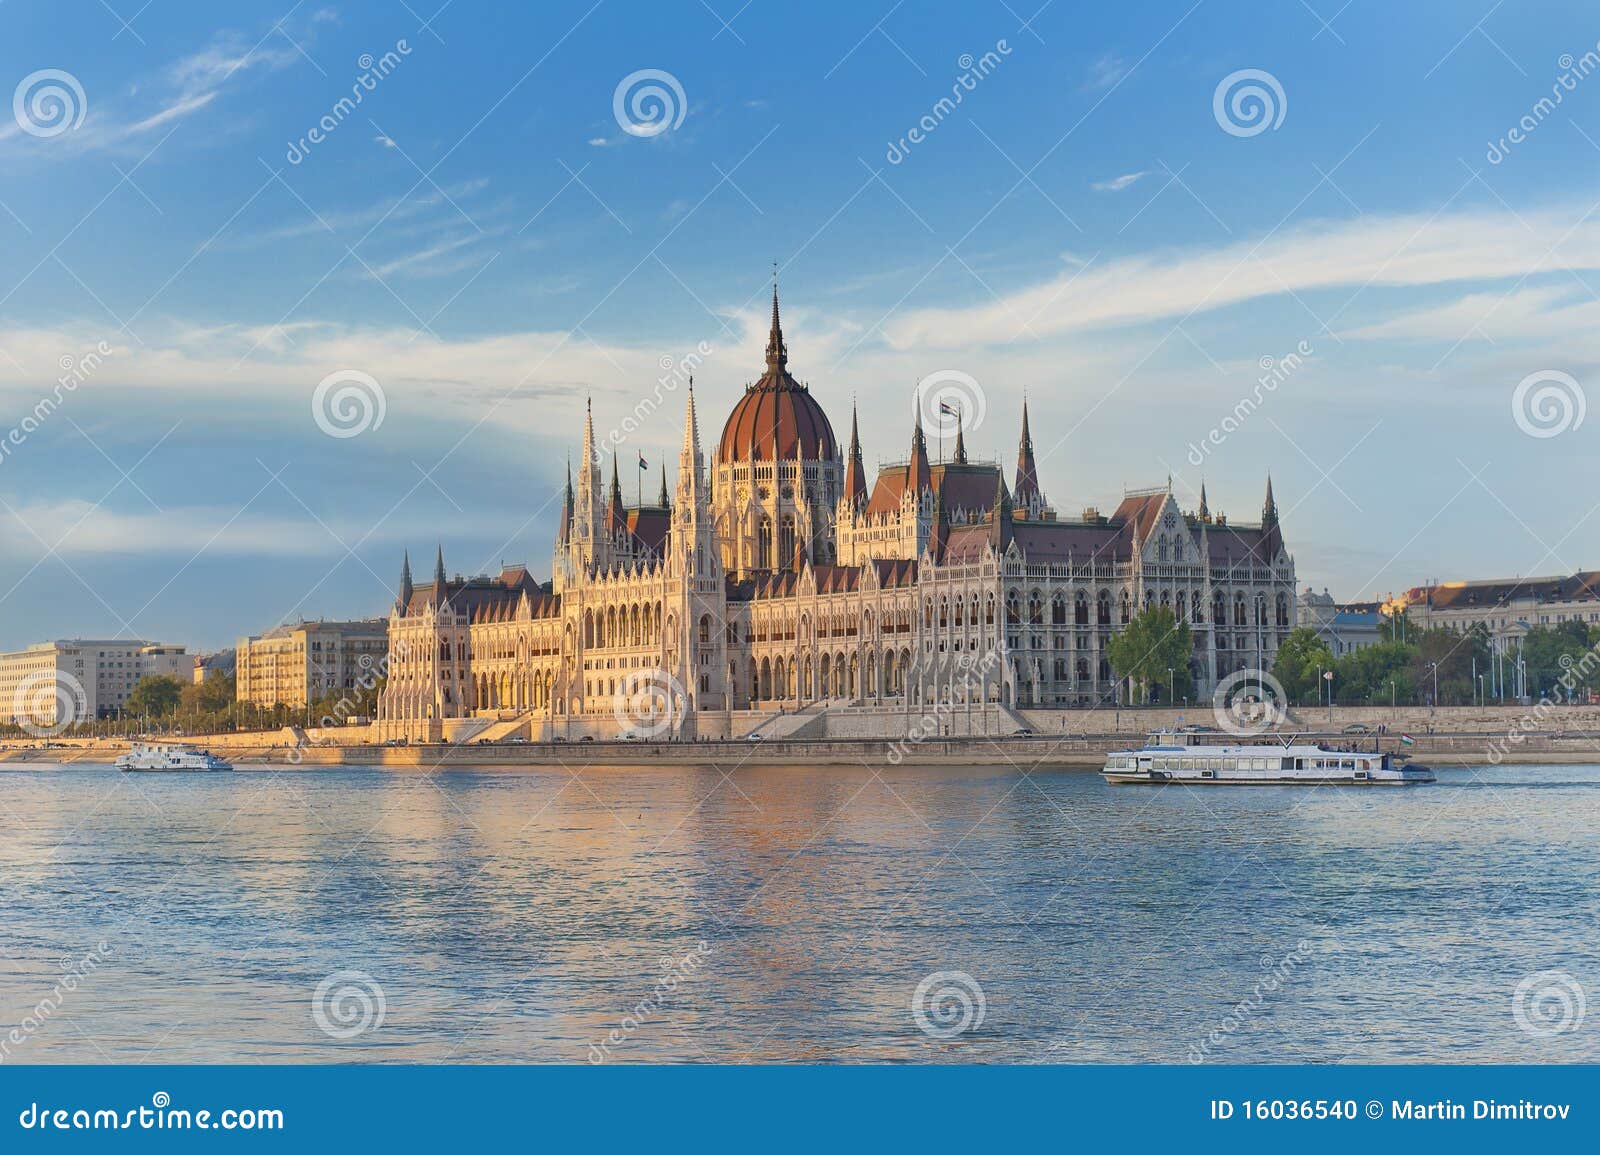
[{"left": 716, "top": 289, "right": 839, "bottom": 466}]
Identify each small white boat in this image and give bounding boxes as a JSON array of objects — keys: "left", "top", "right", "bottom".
[
  {"left": 1103, "top": 731, "right": 1434, "bottom": 786},
  {"left": 115, "top": 744, "right": 232, "bottom": 773}
]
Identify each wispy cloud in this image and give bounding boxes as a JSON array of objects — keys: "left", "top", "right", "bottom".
[
  {"left": 0, "top": 23, "right": 315, "bottom": 158},
  {"left": 1092, "top": 171, "right": 1148, "bottom": 192},
  {"left": 1085, "top": 53, "right": 1127, "bottom": 90},
  {"left": 881, "top": 205, "right": 1600, "bottom": 350}
]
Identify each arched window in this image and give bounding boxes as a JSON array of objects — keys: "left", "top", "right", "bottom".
[
  {"left": 699, "top": 615, "right": 710, "bottom": 645},
  {"left": 1098, "top": 590, "right": 1111, "bottom": 625}
]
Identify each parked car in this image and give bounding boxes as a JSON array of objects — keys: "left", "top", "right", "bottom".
[
  {"left": 1342, "top": 723, "right": 1370, "bottom": 734},
  {"left": 746, "top": 731, "right": 766, "bottom": 742},
  {"left": 1011, "top": 727, "right": 1034, "bottom": 737}
]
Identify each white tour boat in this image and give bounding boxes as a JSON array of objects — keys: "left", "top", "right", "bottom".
[
  {"left": 1102, "top": 731, "right": 1434, "bottom": 786},
  {"left": 115, "top": 744, "right": 233, "bottom": 773}
]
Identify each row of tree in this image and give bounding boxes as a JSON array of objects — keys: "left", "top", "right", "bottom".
[
  {"left": 3, "top": 673, "right": 386, "bottom": 738},
  {"left": 1274, "top": 614, "right": 1600, "bottom": 706},
  {"left": 1102, "top": 605, "right": 1600, "bottom": 707}
]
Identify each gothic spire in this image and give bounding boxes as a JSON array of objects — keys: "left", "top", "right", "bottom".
[
  {"left": 907, "top": 395, "right": 933, "bottom": 494},
  {"left": 1262, "top": 473, "right": 1278, "bottom": 530},
  {"left": 1198, "top": 479, "right": 1210, "bottom": 524},
  {"left": 431, "top": 543, "right": 447, "bottom": 604},
  {"left": 397, "top": 549, "right": 413, "bottom": 612},
  {"left": 557, "top": 460, "right": 574, "bottom": 544},
  {"left": 764, "top": 274, "right": 788, "bottom": 372},
  {"left": 845, "top": 398, "right": 868, "bottom": 505},
  {"left": 658, "top": 463, "right": 670, "bottom": 508},
  {"left": 1015, "top": 396, "right": 1040, "bottom": 508},
  {"left": 953, "top": 407, "right": 968, "bottom": 465},
  {"left": 608, "top": 452, "right": 625, "bottom": 527}
]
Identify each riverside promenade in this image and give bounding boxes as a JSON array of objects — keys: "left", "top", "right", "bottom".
[{"left": 6, "top": 703, "right": 1600, "bottom": 767}]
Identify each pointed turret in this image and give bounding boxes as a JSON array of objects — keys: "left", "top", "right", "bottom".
[
  {"left": 557, "top": 461, "right": 574, "bottom": 544},
  {"left": 658, "top": 463, "right": 670, "bottom": 509},
  {"left": 1015, "top": 397, "right": 1041, "bottom": 511},
  {"left": 764, "top": 277, "right": 787, "bottom": 372},
  {"left": 430, "top": 543, "right": 448, "bottom": 604},
  {"left": 1262, "top": 474, "right": 1278, "bottom": 530},
  {"left": 608, "top": 453, "right": 625, "bottom": 528},
  {"left": 952, "top": 408, "right": 968, "bottom": 465},
  {"left": 845, "top": 400, "right": 868, "bottom": 506},
  {"left": 1198, "top": 480, "right": 1210, "bottom": 524},
  {"left": 1260, "top": 473, "right": 1282, "bottom": 558},
  {"left": 397, "top": 549, "right": 413, "bottom": 613},
  {"left": 907, "top": 399, "right": 933, "bottom": 495},
  {"left": 988, "top": 468, "right": 1013, "bottom": 551}
]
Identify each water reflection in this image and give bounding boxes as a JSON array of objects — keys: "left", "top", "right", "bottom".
[{"left": 0, "top": 761, "right": 1596, "bottom": 1063}]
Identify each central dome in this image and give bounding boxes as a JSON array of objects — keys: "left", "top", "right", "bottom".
[{"left": 716, "top": 289, "right": 839, "bottom": 466}]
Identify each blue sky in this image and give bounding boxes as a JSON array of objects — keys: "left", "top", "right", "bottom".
[{"left": 1, "top": 0, "right": 1598, "bottom": 650}]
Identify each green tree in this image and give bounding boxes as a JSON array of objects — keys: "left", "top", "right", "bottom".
[
  {"left": 127, "top": 675, "right": 183, "bottom": 718},
  {"left": 1107, "top": 605, "right": 1193, "bottom": 703},
  {"left": 1333, "top": 641, "right": 1414, "bottom": 703},
  {"left": 1271, "top": 628, "right": 1335, "bottom": 704},
  {"left": 1409, "top": 625, "right": 1490, "bottom": 706}
]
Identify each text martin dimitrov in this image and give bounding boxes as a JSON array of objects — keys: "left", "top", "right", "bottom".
[{"left": 1392, "top": 1099, "right": 1569, "bottom": 1121}]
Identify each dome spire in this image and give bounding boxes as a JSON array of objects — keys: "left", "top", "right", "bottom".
[{"left": 765, "top": 265, "right": 787, "bottom": 372}]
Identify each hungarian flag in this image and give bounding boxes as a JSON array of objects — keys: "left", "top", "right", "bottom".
[
  {"left": 637, "top": 451, "right": 648, "bottom": 470},
  {"left": 939, "top": 400, "right": 958, "bottom": 417},
  {"left": 1400, "top": 734, "right": 1415, "bottom": 746}
]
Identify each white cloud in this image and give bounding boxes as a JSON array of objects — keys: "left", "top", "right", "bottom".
[
  {"left": 1092, "top": 171, "right": 1147, "bottom": 192},
  {"left": 881, "top": 206, "right": 1600, "bottom": 350}
]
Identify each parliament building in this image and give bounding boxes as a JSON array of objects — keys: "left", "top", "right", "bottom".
[{"left": 375, "top": 289, "right": 1295, "bottom": 741}]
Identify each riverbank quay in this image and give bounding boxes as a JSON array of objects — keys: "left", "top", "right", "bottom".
[{"left": 5, "top": 728, "right": 1598, "bottom": 768}]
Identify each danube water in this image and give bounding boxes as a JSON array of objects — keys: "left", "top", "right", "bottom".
[{"left": 0, "top": 761, "right": 1595, "bottom": 1063}]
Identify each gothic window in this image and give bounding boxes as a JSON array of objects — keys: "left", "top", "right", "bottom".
[
  {"left": 1097, "top": 590, "right": 1111, "bottom": 625},
  {"left": 1028, "top": 591, "right": 1043, "bottom": 624},
  {"left": 699, "top": 615, "right": 711, "bottom": 645},
  {"left": 1006, "top": 592, "right": 1020, "bottom": 625},
  {"left": 1120, "top": 592, "right": 1130, "bottom": 624}
]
